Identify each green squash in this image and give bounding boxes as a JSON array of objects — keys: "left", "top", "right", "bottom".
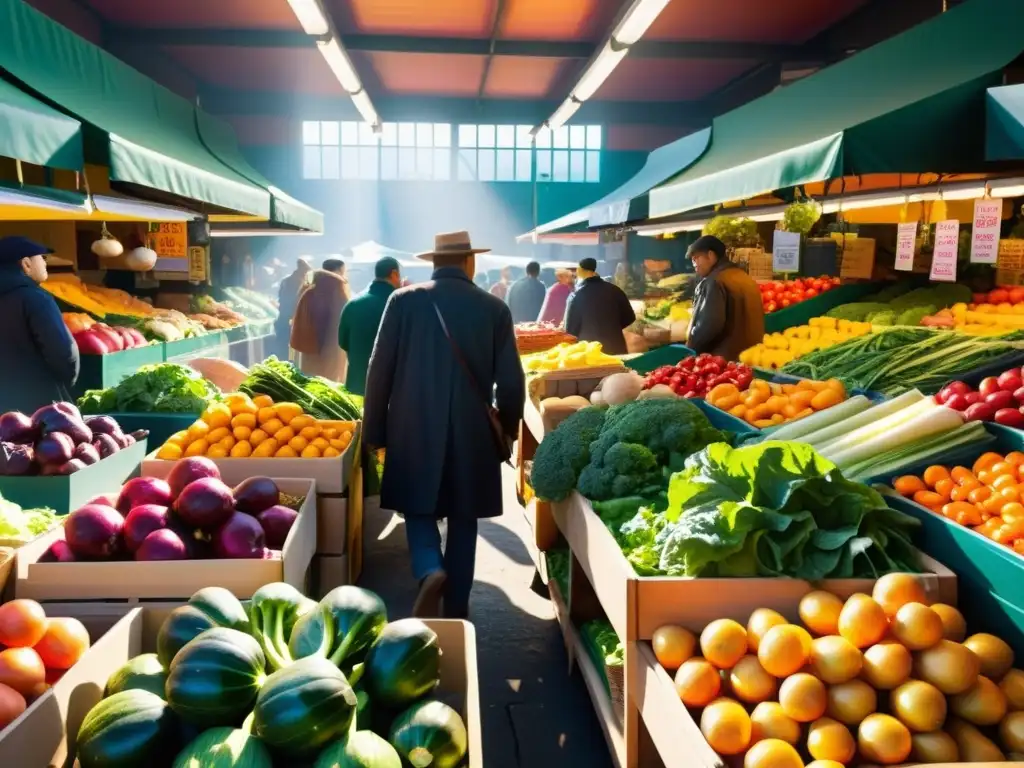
[
  {"left": 166, "top": 627, "right": 266, "bottom": 726},
  {"left": 364, "top": 619, "right": 440, "bottom": 708},
  {"left": 188, "top": 587, "right": 251, "bottom": 633},
  {"left": 172, "top": 726, "right": 273, "bottom": 768},
  {"left": 253, "top": 656, "right": 357, "bottom": 758},
  {"left": 314, "top": 731, "right": 401, "bottom": 768},
  {"left": 389, "top": 700, "right": 468, "bottom": 768},
  {"left": 158, "top": 589, "right": 252, "bottom": 668},
  {"left": 248, "top": 581, "right": 316, "bottom": 671},
  {"left": 77, "top": 689, "right": 178, "bottom": 768},
  {"left": 289, "top": 586, "right": 387, "bottom": 671},
  {"left": 104, "top": 653, "right": 168, "bottom": 699}
]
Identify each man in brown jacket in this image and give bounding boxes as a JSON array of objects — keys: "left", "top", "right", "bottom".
[{"left": 687, "top": 235, "right": 765, "bottom": 361}]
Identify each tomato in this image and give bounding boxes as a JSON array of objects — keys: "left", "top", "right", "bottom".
[
  {"left": 0, "top": 601, "right": 47, "bottom": 649},
  {"left": 979, "top": 376, "right": 1003, "bottom": 398},
  {"left": 1010, "top": 287, "right": 1024, "bottom": 304},
  {"left": 804, "top": 288, "right": 819, "bottom": 299},
  {"left": 990, "top": 289, "right": 1011, "bottom": 304},
  {"left": 766, "top": 301, "right": 778, "bottom": 312},
  {"left": 779, "top": 299, "right": 790, "bottom": 308},
  {"left": 762, "top": 291, "right": 776, "bottom": 302}
]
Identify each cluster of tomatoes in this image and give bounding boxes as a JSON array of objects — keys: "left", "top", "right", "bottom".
[
  {"left": 972, "top": 287, "right": 1024, "bottom": 305},
  {"left": 643, "top": 354, "right": 754, "bottom": 399},
  {"left": 759, "top": 276, "right": 840, "bottom": 314}
]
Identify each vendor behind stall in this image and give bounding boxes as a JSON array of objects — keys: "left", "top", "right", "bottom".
[
  {"left": 0, "top": 237, "right": 79, "bottom": 412},
  {"left": 564, "top": 257, "right": 634, "bottom": 355},
  {"left": 686, "top": 235, "right": 764, "bottom": 361}
]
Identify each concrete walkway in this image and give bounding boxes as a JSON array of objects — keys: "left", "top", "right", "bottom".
[{"left": 358, "top": 466, "right": 615, "bottom": 768}]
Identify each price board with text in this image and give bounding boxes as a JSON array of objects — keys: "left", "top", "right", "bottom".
[
  {"left": 188, "top": 246, "right": 208, "bottom": 283},
  {"left": 147, "top": 222, "right": 187, "bottom": 258}
]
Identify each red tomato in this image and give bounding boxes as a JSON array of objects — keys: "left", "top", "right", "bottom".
[
  {"left": 990, "top": 289, "right": 1011, "bottom": 304},
  {"left": 781, "top": 299, "right": 792, "bottom": 308},
  {"left": 805, "top": 288, "right": 819, "bottom": 298},
  {"left": 1010, "top": 288, "right": 1024, "bottom": 304},
  {"left": 766, "top": 301, "right": 778, "bottom": 312},
  {"left": 979, "top": 376, "right": 1002, "bottom": 398}
]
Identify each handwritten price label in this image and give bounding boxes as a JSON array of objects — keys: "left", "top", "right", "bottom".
[
  {"left": 895, "top": 222, "right": 917, "bottom": 272},
  {"left": 147, "top": 222, "right": 187, "bottom": 258},
  {"left": 930, "top": 220, "right": 960, "bottom": 282},
  {"left": 970, "top": 199, "right": 1002, "bottom": 264}
]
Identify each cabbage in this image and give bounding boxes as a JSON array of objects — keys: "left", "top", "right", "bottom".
[{"left": 0, "top": 495, "right": 58, "bottom": 544}]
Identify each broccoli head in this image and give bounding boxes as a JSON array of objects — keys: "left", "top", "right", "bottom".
[
  {"left": 598, "top": 399, "right": 725, "bottom": 467},
  {"left": 529, "top": 405, "right": 607, "bottom": 501},
  {"left": 578, "top": 441, "right": 662, "bottom": 500}
]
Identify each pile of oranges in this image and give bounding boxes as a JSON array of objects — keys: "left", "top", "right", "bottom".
[
  {"left": 651, "top": 574, "right": 1024, "bottom": 766},
  {"left": 893, "top": 451, "right": 1024, "bottom": 555},
  {"left": 155, "top": 393, "right": 355, "bottom": 460}
]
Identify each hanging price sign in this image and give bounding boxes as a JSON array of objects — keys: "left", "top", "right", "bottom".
[
  {"left": 895, "top": 222, "right": 918, "bottom": 271},
  {"left": 929, "top": 220, "right": 959, "bottom": 282},
  {"left": 772, "top": 230, "right": 800, "bottom": 273},
  {"left": 146, "top": 222, "right": 187, "bottom": 258},
  {"left": 970, "top": 199, "right": 1002, "bottom": 264},
  {"left": 188, "top": 245, "right": 208, "bottom": 283}
]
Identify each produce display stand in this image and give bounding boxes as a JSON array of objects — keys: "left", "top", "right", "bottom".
[
  {"left": 71, "top": 344, "right": 165, "bottom": 398},
  {"left": 550, "top": 491, "right": 957, "bottom": 768},
  {"left": 14, "top": 478, "right": 316, "bottom": 600},
  {"left": 0, "top": 606, "right": 483, "bottom": 768},
  {"left": 0, "top": 439, "right": 147, "bottom": 515}
]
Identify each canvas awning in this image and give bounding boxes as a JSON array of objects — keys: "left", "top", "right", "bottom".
[
  {"left": 650, "top": 0, "right": 1024, "bottom": 219},
  {"left": 0, "top": 76, "right": 82, "bottom": 170},
  {"left": 523, "top": 127, "right": 711, "bottom": 238},
  {"left": 986, "top": 84, "right": 1024, "bottom": 161},
  {"left": 195, "top": 110, "right": 323, "bottom": 233},
  {"left": 0, "top": 0, "right": 271, "bottom": 217}
]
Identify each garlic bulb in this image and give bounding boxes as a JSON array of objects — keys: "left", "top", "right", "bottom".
[{"left": 125, "top": 246, "right": 157, "bottom": 271}]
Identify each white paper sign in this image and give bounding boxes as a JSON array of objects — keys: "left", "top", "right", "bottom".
[
  {"left": 772, "top": 230, "right": 801, "bottom": 273},
  {"left": 895, "top": 222, "right": 918, "bottom": 271},
  {"left": 930, "top": 219, "right": 960, "bottom": 282},
  {"left": 970, "top": 199, "right": 1002, "bottom": 264}
]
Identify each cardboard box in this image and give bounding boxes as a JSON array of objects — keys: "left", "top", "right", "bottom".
[
  {"left": 316, "top": 496, "right": 348, "bottom": 555},
  {"left": 15, "top": 479, "right": 317, "bottom": 600},
  {"left": 4, "top": 604, "right": 483, "bottom": 768},
  {"left": 0, "top": 440, "right": 147, "bottom": 515},
  {"left": 552, "top": 492, "right": 957, "bottom": 643},
  {"left": 312, "top": 553, "right": 348, "bottom": 598}
]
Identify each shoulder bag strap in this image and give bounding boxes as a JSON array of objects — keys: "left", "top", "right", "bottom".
[{"left": 432, "top": 302, "right": 490, "bottom": 404}]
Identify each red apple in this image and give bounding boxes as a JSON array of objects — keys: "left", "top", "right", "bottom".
[{"left": 979, "top": 377, "right": 1002, "bottom": 398}]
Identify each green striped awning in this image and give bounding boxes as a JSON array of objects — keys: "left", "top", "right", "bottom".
[{"left": 0, "top": 75, "right": 82, "bottom": 169}]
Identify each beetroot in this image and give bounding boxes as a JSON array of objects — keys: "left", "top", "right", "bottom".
[
  {"left": 116, "top": 477, "right": 172, "bottom": 516},
  {"left": 169, "top": 521, "right": 214, "bottom": 559},
  {"left": 123, "top": 504, "right": 170, "bottom": 552},
  {"left": 257, "top": 505, "right": 297, "bottom": 549},
  {"left": 64, "top": 504, "right": 123, "bottom": 559},
  {"left": 32, "top": 405, "right": 91, "bottom": 444},
  {"left": 85, "top": 493, "right": 118, "bottom": 508},
  {"left": 73, "top": 443, "right": 100, "bottom": 466},
  {"left": 83, "top": 416, "right": 121, "bottom": 437},
  {"left": 233, "top": 477, "right": 280, "bottom": 516},
  {"left": 54, "top": 402, "right": 82, "bottom": 422},
  {"left": 135, "top": 529, "right": 188, "bottom": 561},
  {"left": 0, "top": 442, "right": 35, "bottom": 476},
  {"left": 56, "top": 458, "right": 87, "bottom": 475},
  {"left": 166, "top": 457, "right": 221, "bottom": 498},
  {"left": 213, "top": 513, "right": 265, "bottom": 559},
  {"left": 92, "top": 434, "right": 120, "bottom": 458},
  {"left": 39, "top": 540, "right": 76, "bottom": 563},
  {"left": 174, "top": 477, "right": 234, "bottom": 530},
  {"left": 36, "top": 432, "right": 74, "bottom": 466},
  {"left": 0, "top": 411, "right": 36, "bottom": 444}
]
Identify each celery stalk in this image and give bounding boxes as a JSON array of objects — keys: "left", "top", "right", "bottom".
[
  {"left": 845, "top": 422, "right": 993, "bottom": 481},
  {"left": 764, "top": 395, "right": 872, "bottom": 442},
  {"left": 798, "top": 390, "right": 923, "bottom": 448},
  {"left": 826, "top": 403, "right": 964, "bottom": 471},
  {"left": 815, "top": 395, "right": 935, "bottom": 459}
]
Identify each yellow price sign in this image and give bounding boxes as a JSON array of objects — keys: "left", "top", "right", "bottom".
[
  {"left": 147, "top": 222, "right": 187, "bottom": 258},
  {"left": 188, "top": 246, "right": 208, "bottom": 283}
]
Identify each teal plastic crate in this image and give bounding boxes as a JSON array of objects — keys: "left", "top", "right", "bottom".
[
  {"left": 163, "top": 333, "right": 228, "bottom": 362},
  {"left": 104, "top": 413, "right": 198, "bottom": 447},
  {"left": 692, "top": 398, "right": 759, "bottom": 436},
  {"left": 0, "top": 439, "right": 147, "bottom": 514},
  {"left": 626, "top": 344, "right": 693, "bottom": 374},
  {"left": 71, "top": 344, "right": 166, "bottom": 397}
]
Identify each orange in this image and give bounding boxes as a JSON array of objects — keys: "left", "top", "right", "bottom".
[
  {"left": 230, "top": 441, "right": 252, "bottom": 458},
  {"left": 974, "top": 451, "right": 1005, "bottom": 475},
  {"left": 205, "top": 427, "right": 230, "bottom": 444},
  {"left": 274, "top": 445, "right": 298, "bottom": 458},
  {"left": 311, "top": 437, "right": 330, "bottom": 451},
  {"left": 963, "top": 633, "right": 1015, "bottom": 681},
  {"left": 273, "top": 402, "right": 303, "bottom": 423},
  {"left": 207, "top": 445, "right": 229, "bottom": 459},
  {"left": 858, "top": 713, "right": 912, "bottom": 764},
  {"left": 872, "top": 572, "right": 929, "bottom": 617},
  {"left": 1006, "top": 450, "right": 1024, "bottom": 466},
  {"left": 289, "top": 415, "right": 315, "bottom": 431},
  {"left": 890, "top": 680, "right": 947, "bottom": 733},
  {"left": 807, "top": 717, "right": 856, "bottom": 763},
  {"left": 950, "top": 465, "right": 976, "bottom": 484},
  {"left": 922, "top": 465, "right": 950, "bottom": 487},
  {"left": 288, "top": 436, "right": 309, "bottom": 453},
  {"left": 165, "top": 430, "right": 189, "bottom": 447},
  {"left": 217, "top": 436, "right": 236, "bottom": 452},
  {"left": 231, "top": 413, "right": 257, "bottom": 430},
  {"left": 999, "top": 668, "right": 1024, "bottom": 710},
  {"left": 993, "top": 473, "right": 1019, "bottom": 491},
  {"left": 184, "top": 439, "right": 209, "bottom": 457},
  {"left": 651, "top": 626, "right": 696, "bottom": 671},
  {"left": 742, "top": 739, "right": 803, "bottom": 768},
  {"left": 728, "top": 655, "right": 777, "bottom": 704},
  {"left": 861, "top": 641, "right": 912, "bottom": 690},
  {"left": 700, "top": 619, "right": 748, "bottom": 670},
  {"left": 798, "top": 591, "right": 844, "bottom": 636},
  {"left": 991, "top": 461, "right": 1018, "bottom": 477},
  {"left": 257, "top": 406, "right": 277, "bottom": 424},
  {"left": 252, "top": 438, "right": 279, "bottom": 458},
  {"left": 251, "top": 394, "right": 274, "bottom": 409},
  {"left": 249, "top": 428, "right": 269, "bottom": 446},
  {"left": 187, "top": 420, "right": 210, "bottom": 441},
  {"left": 273, "top": 427, "right": 296, "bottom": 444},
  {"left": 300, "top": 445, "right": 322, "bottom": 458},
  {"left": 826, "top": 680, "right": 877, "bottom": 726},
  {"left": 749, "top": 702, "right": 801, "bottom": 746},
  {"left": 910, "top": 731, "right": 960, "bottom": 763},
  {"left": 933, "top": 477, "right": 955, "bottom": 500},
  {"left": 892, "top": 475, "right": 926, "bottom": 496},
  {"left": 322, "top": 446, "right": 341, "bottom": 458},
  {"left": 233, "top": 426, "right": 253, "bottom": 442},
  {"left": 931, "top": 603, "right": 967, "bottom": 642},
  {"left": 890, "top": 602, "right": 943, "bottom": 650},
  {"left": 746, "top": 608, "right": 787, "bottom": 653},
  {"left": 700, "top": 698, "right": 751, "bottom": 755},
  {"left": 778, "top": 673, "right": 827, "bottom": 723},
  {"left": 674, "top": 658, "right": 721, "bottom": 707},
  {"left": 261, "top": 418, "right": 285, "bottom": 436},
  {"left": 809, "top": 636, "right": 862, "bottom": 684},
  {"left": 201, "top": 403, "right": 232, "bottom": 429},
  {"left": 969, "top": 485, "right": 993, "bottom": 504},
  {"left": 156, "top": 443, "right": 182, "bottom": 461},
  {"left": 837, "top": 593, "right": 888, "bottom": 648},
  {"left": 915, "top": 639, "right": 981, "bottom": 694},
  {"left": 758, "top": 624, "right": 811, "bottom": 678},
  {"left": 300, "top": 425, "right": 322, "bottom": 441}
]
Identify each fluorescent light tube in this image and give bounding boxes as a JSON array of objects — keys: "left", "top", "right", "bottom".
[
  {"left": 939, "top": 185, "right": 986, "bottom": 201},
  {"left": 318, "top": 37, "right": 361, "bottom": 93},
  {"left": 286, "top": 0, "right": 330, "bottom": 36},
  {"left": 989, "top": 178, "right": 1024, "bottom": 198},
  {"left": 573, "top": 42, "right": 628, "bottom": 101},
  {"left": 350, "top": 89, "right": 379, "bottom": 127},
  {"left": 613, "top": 0, "right": 672, "bottom": 46},
  {"left": 547, "top": 99, "right": 580, "bottom": 131}
]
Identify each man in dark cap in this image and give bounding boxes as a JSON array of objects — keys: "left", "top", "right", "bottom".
[
  {"left": 687, "top": 234, "right": 765, "bottom": 360},
  {"left": 0, "top": 237, "right": 79, "bottom": 412},
  {"left": 563, "top": 256, "right": 635, "bottom": 355},
  {"left": 505, "top": 260, "right": 545, "bottom": 324},
  {"left": 338, "top": 255, "right": 401, "bottom": 396}
]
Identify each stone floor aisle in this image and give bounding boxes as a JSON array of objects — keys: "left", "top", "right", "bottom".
[{"left": 357, "top": 466, "right": 615, "bottom": 768}]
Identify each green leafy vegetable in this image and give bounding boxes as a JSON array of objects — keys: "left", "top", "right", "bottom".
[
  {"left": 78, "top": 364, "right": 220, "bottom": 414},
  {"left": 0, "top": 496, "right": 58, "bottom": 544},
  {"left": 241, "top": 357, "right": 362, "bottom": 421}
]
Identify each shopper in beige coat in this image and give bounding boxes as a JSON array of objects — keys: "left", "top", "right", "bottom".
[{"left": 290, "top": 262, "right": 349, "bottom": 381}]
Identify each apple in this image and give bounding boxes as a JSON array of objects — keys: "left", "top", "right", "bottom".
[
  {"left": 998, "top": 370, "right": 1024, "bottom": 393},
  {"left": 965, "top": 402, "right": 997, "bottom": 422},
  {"left": 985, "top": 390, "right": 1016, "bottom": 411},
  {"left": 979, "top": 377, "right": 1002, "bottom": 398}
]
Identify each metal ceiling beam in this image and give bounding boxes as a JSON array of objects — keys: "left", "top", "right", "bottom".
[
  {"left": 103, "top": 26, "right": 826, "bottom": 61},
  {"left": 477, "top": 0, "right": 510, "bottom": 99},
  {"left": 197, "top": 86, "right": 711, "bottom": 126}
]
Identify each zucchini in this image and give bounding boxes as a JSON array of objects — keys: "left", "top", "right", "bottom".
[
  {"left": 77, "top": 689, "right": 178, "bottom": 768},
  {"left": 364, "top": 619, "right": 440, "bottom": 708},
  {"left": 104, "top": 653, "right": 167, "bottom": 699},
  {"left": 314, "top": 730, "right": 401, "bottom": 768},
  {"left": 172, "top": 726, "right": 273, "bottom": 768},
  {"left": 253, "top": 656, "right": 357, "bottom": 758},
  {"left": 166, "top": 628, "right": 266, "bottom": 726},
  {"left": 389, "top": 700, "right": 468, "bottom": 768}
]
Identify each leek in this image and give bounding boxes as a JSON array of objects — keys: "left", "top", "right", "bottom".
[
  {"left": 825, "top": 403, "right": 964, "bottom": 471},
  {"left": 815, "top": 395, "right": 936, "bottom": 458},
  {"left": 845, "top": 422, "right": 994, "bottom": 481},
  {"left": 797, "top": 391, "right": 923, "bottom": 448},
  {"left": 764, "top": 395, "right": 872, "bottom": 442}
]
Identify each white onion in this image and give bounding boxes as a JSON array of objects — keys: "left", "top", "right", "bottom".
[
  {"left": 90, "top": 237, "right": 123, "bottom": 258},
  {"left": 125, "top": 246, "right": 157, "bottom": 271}
]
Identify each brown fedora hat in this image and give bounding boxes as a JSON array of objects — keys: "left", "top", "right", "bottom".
[{"left": 416, "top": 230, "right": 491, "bottom": 261}]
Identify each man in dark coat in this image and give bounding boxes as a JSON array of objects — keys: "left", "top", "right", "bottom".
[
  {"left": 505, "top": 260, "right": 545, "bottom": 324},
  {"left": 338, "top": 256, "right": 400, "bottom": 396},
  {"left": 363, "top": 231, "right": 524, "bottom": 619},
  {"left": 687, "top": 235, "right": 765, "bottom": 361},
  {"left": 564, "top": 257, "right": 635, "bottom": 355},
  {"left": 0, "top": 237, "right": 79, "bottom": 413}
]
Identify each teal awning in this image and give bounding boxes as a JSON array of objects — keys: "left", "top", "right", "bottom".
[
  {"left": 0, "top": 0, "right": 271, "bottom": 217},
  {"left": 0, "top": 76, "right": 82, "bottom": 170},
  {"left": 650, "top": 0, "right": 1024, "bottom": 219},
  {"left": 195, "top": 110, "right": 323, "bottom": 233},
  {"left": 986, "top": 84, "right": 1024, "bottom": 161}
]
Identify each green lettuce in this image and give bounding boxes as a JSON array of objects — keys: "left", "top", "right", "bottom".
[{"left": 656, "top": 441, "right": 921, "bottom": 580}]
